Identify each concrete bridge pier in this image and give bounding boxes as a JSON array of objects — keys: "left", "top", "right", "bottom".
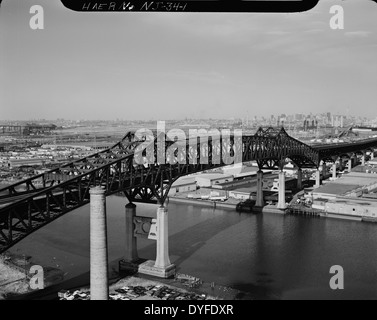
[
  {"left": 155, "top": 206, "right": 173, "bottom": 269},
  {"left": 297, "top": 168, "right": 303, "bottom": 190},
  {"left": 347, "top": 159, "right": 352, "bottom": 173},
  {"left": 361, "top": 153, "right": 366, "bottom": 166},
  {"left": 118, "top": 202, "right": 142, "bottom": 274},
  {"left": 314, "top": 169, "right": 321, "bottom": 188},
  {"left": 256, "top": 170, "right": 264, "bottom": 207},
  {"left": 125, "top": 203, "right": 138, "bottom": 262},
  {"left": 277, "top": 170, "right": 286, "bottom": 210},
  {"left": 89, "top": 186, "right": 109, "bottom": 300},
  {"left": 338, "top": 158, "right": 344, "bottom": 172},
  {"left": 322, "top": 162, "right": 327, "bottom": 179},
  {"left": 332, "top": 162, "right": 337, "bottom": 180},
  {"left": 138, "top": 205, "right": 176, "bottom": 278},
  {"left": 371, "top": 150, "right": 375, "bottom": 160}
]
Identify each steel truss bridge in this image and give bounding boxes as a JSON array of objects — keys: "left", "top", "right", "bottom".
[{"left": 1, "top": 127, "right": 377, "bottom": 253}]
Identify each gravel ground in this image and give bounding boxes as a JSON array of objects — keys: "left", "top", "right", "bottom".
[{"left": 0, "top": 256, "right": 30, "bottom": 299}]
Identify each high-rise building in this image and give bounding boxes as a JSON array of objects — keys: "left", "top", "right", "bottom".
[{"left": 327, "top": 112, "right": 332, "bottom": 124}]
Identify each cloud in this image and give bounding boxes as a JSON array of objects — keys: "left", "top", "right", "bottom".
[
  {"left": 148, "top": 70, "right": 230, "bottom": 86},
  {"left": 265, "top": 31, "right": 292, "bottom": 36},
  {"left": 344, "top": 31, "right": 372, "bottom": 38},
  {"left": 303, "top": 29, "right": 325, "bottom": 34}
]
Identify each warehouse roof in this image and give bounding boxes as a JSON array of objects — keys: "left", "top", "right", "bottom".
[
  {"left": 314, "top": 183, "right": 360, "bottom": 196},
  {"left": 314, "top": 172, "right": 377, "bottom": 196},
  {"left": 195, "top": 173, "right": 234, "bottom": 181},
  {"left": 172, "top": 177, "right": 197, "bottom": 187},
  {"left": 335, "top": 172, "right": 377, "bottom": 186}
]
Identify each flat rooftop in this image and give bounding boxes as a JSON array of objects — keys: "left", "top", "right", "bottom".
[
  {"left": 172, "top": 177, "right": 197, "bottom": 186},
  {"left": 314, "top": 172, "right": 377, "bottom": 196},
  {"left": 328, "top": 197, "right": 377, "bottom": 208},
  {"left": 314, "top": 183, "right": 360, "bottom": 196},
  {"left": 230, "top": 187, "right": 254, "bottom": 194},
  {"left": 195, "top": 173, "right": 234, "bottom": 180},
  {"left": 335, "top": 172, "right": 377, "bottom": 186}
]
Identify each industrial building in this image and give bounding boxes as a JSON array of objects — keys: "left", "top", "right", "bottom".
[
  {"left": 222, "top": 164, "right": 258, "bottom": 179},
  {"left": 8, "top": 158, "right": 48, "bottom": 168},
  {"left": 169, "top": 177, "right": 197, "bottom": 195},
  {"left": 195, "top": 173, "right": 234, "bottom": 188},
  {"left": 311, "top": 172, "right": 377, "bottom": 221},
  {"left": 228, "top": 188, "right": 253, "bottom": 201},
  {"left": 314, "top": 197, "right": 377, "bottom": 220}
]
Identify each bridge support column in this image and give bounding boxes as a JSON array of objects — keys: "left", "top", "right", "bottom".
[
  {"left": 256, "top": 170, "right": 264, "bottom": 207},
  {"left": 297, "top": 168, "right": 303, "bottom": 190},
  {"left": 315, "top": 169, "right": 321, "bottom": 188},
  {"left": 138, "top": 206, "right": 175, "bottom": 278},
  {"left": 322, "top": 162, "right": 327, "bottom": 179},
  {"left": 124, "top": 203, "right": 138, "bottom": 262},
  {"left": 361, "top": 153, "right": 366, "bottom": 166},
  {"left": 89, "top": 186, "right": 108, "bottom": 300},
  {"left": 155, "top": 206, "right": 172, "bottom": 269},
  {"left": 119, "top": 202, "right": 142, "bottom": 274},
  {"left": 347, "top": 159, "right": 352, "bottom": 173},
  {"left": 332, "top": 163, "right": 337, "bottom": 180},
  {"left": 277, "top": 171, "right": 286, "bottom": 210},
  {"left": 371, "top": 150, "right": 375, "bottom": 160},
  {"left": 338, "top": 158, "right": 343, "bottom": 172}
]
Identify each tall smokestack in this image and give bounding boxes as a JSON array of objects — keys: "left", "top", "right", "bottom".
[{"left": 90, "top": 186, "right": 109, "bottom": 300}]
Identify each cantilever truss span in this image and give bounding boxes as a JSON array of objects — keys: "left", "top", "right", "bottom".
[{"left": 0, "top": 127, "right": 377, "bottom": 253}]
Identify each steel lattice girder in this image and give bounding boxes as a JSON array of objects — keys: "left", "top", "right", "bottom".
[
  {"left": 1, "top": 128, "right": 377, "bottom": 252},
  {"left": 243, "top": 127, "right": 319, "bottom": 168},
  {"left": 314, "top": 139, "right": 377, "bottom": 161}
]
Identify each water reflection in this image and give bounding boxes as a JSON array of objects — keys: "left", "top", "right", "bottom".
[{"left": 9, "top": 196, "right": 377, "bottom": 300}]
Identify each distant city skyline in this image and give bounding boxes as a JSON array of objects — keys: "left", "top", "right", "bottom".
[
  {"left": 1, "top": 0, "right": 377, "bottom": 120},
  {"left": 0, "top": 110, "right": 375, "bottom": 125}
]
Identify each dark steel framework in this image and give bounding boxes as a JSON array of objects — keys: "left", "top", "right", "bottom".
[
  {"left": 0, "top": 127, "right": 377, "bottom": 253},
  {"left": 314, "top": 139, "right": 377, "bottom": 163}
]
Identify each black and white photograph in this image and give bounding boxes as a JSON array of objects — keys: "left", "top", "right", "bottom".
[{"left": 1, "top": 0, "right": 377, "bottom": 306}]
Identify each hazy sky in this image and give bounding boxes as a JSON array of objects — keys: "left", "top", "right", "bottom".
[{"left": 0, "top": 0, "right": 377, "bottom": 120}]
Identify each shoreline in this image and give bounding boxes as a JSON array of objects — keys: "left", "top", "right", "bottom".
[
  {"left": 3, "top": 193, "right": 376, "bottom": 300},
  {"left": 0, "top": 252, "right": 65, "bottom": 300},
  {"left": 168, "top": 195, "right": 377, "bottom": 222},
  {"left": 6, "top": 258, "right": 251, "bottom": 300},
  {"left": 168, "top": 196, "right": 237, "bottom": 211},
  {"left": 56, "top": 272, "right": 247, "bottom": 301}
]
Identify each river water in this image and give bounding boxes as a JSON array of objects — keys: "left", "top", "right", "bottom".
[{"left": 8, "top": 195, "right": 377, "bottom": 300}]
